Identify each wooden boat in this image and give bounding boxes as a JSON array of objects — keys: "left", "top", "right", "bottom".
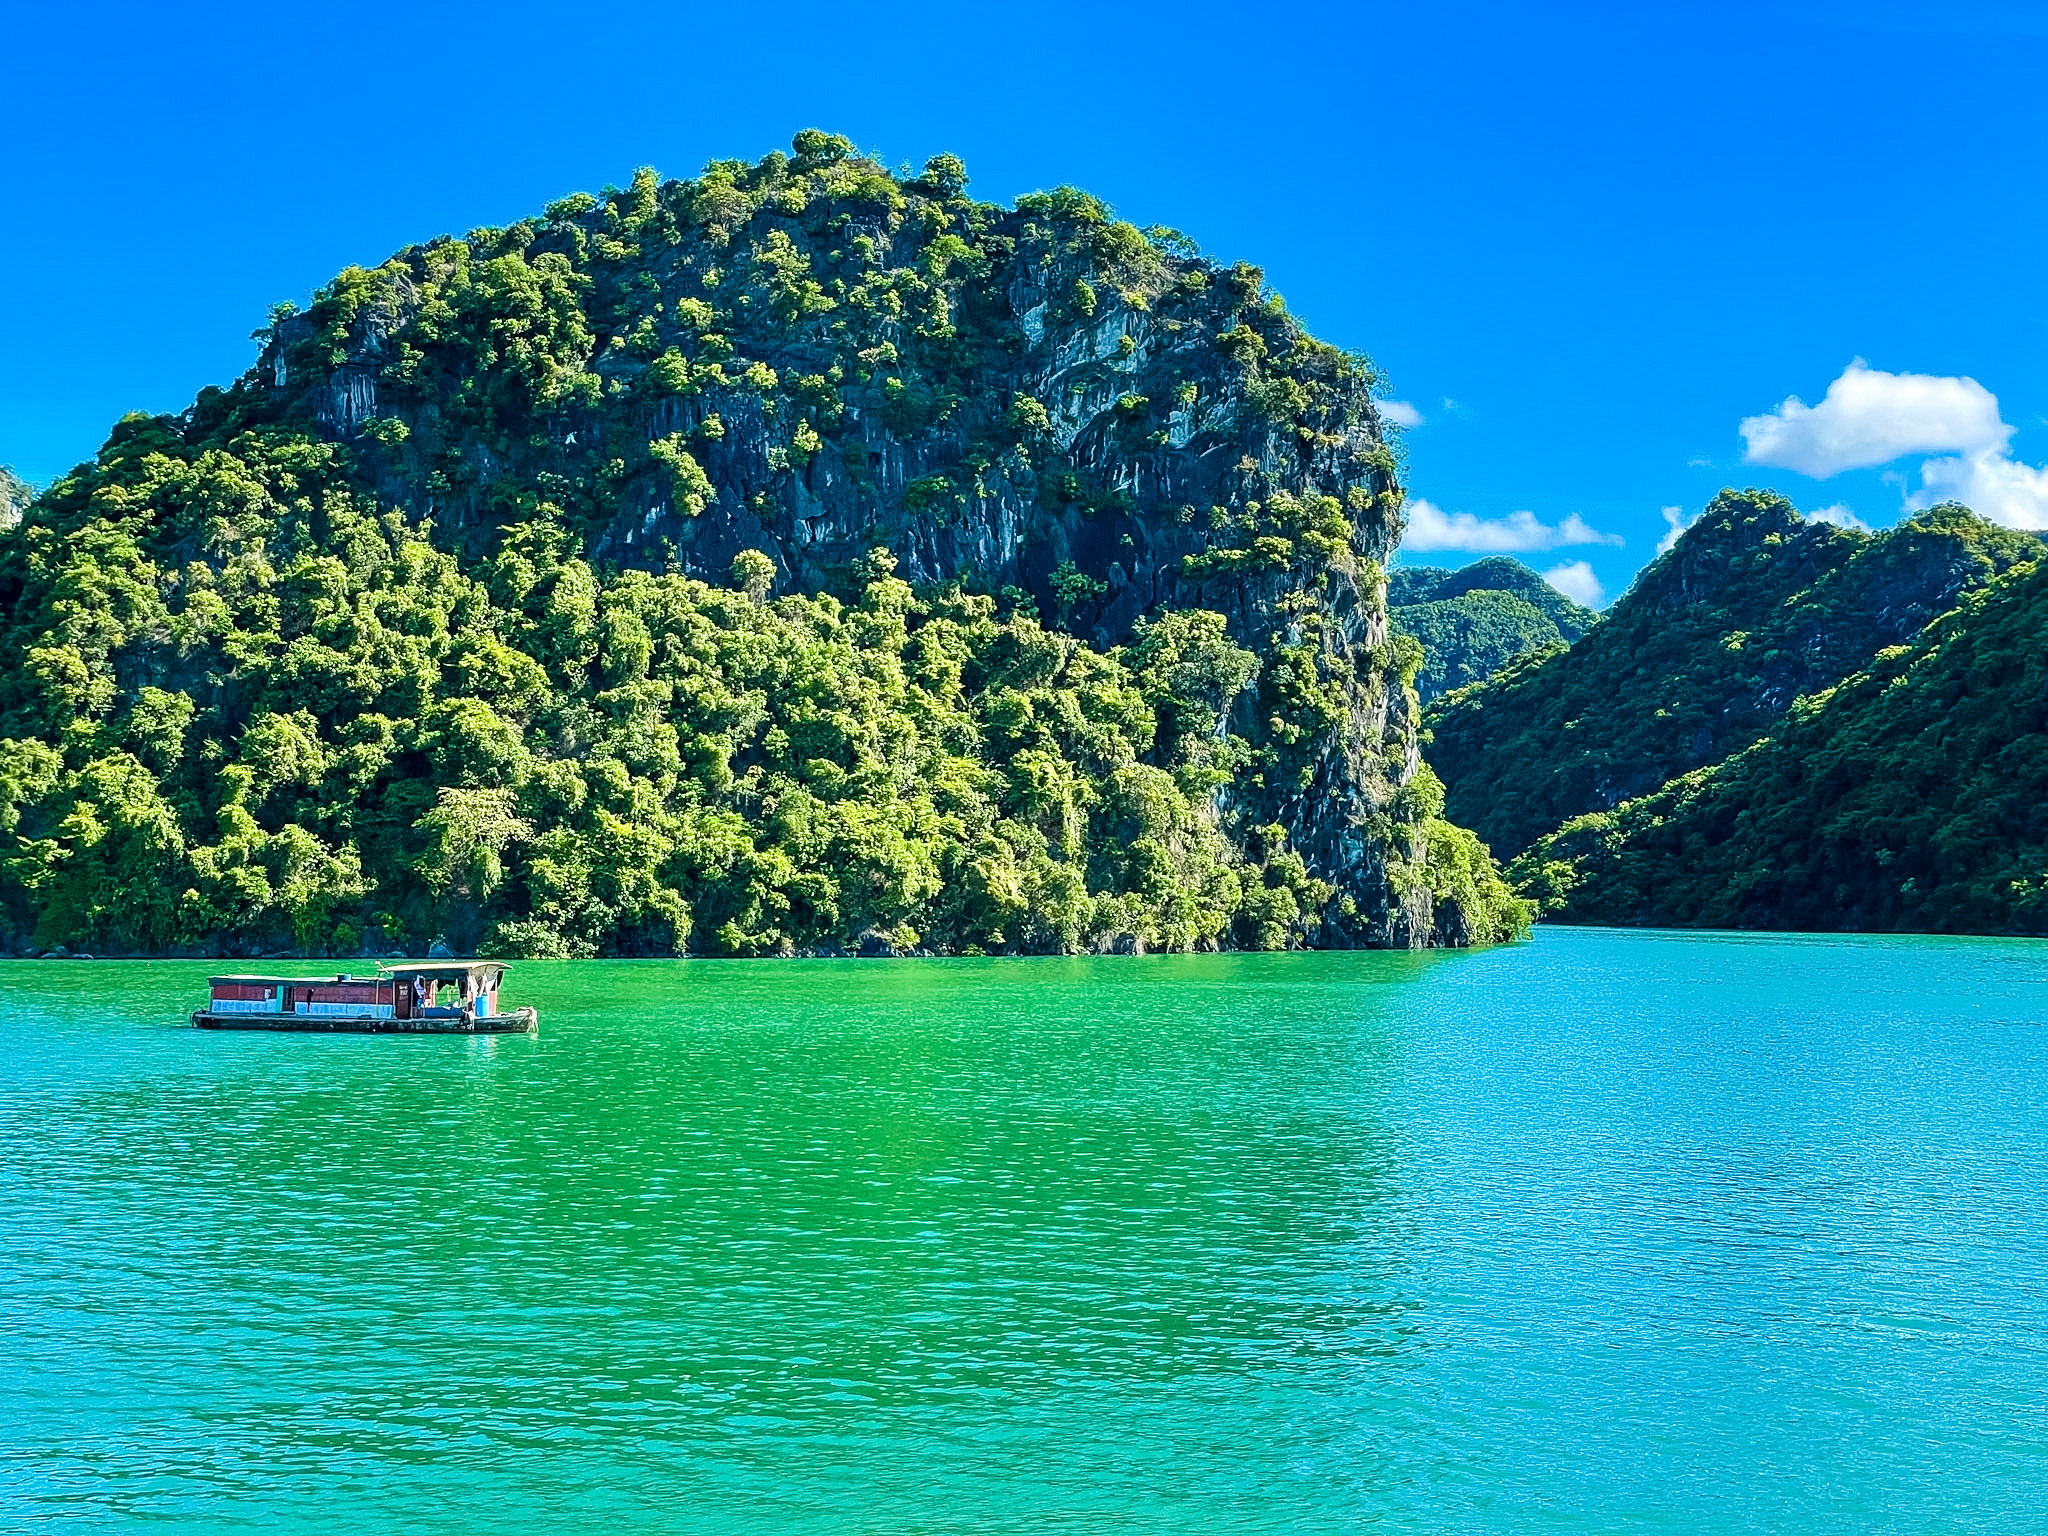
[{"left": 192, "top": 960, "right": 537, "bottom": 1034}]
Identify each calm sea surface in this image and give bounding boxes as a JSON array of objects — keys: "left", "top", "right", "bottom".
[{"left": 4, "top": 929, "right": 2046, "bottom": 1533}]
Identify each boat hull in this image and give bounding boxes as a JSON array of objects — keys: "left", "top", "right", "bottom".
[{"left": 193, "top": 1007, "right": 537, "bottom": 1035}]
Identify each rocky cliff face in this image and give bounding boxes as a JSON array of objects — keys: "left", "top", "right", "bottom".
[
  {"left": 198, "top": 138, "right": 1487, "bottom": 945},
  {"left": 0, "top": 466, "right": 30, "bottom": 531}
]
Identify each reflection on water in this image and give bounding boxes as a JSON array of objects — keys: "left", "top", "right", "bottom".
[{"left": 3, "top": 933, "right": 2046, "bottom": 1532}]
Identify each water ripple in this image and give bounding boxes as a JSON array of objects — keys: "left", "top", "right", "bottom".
[{"left": 3, "top": 933, "right": 2046, "bottom": 1532}]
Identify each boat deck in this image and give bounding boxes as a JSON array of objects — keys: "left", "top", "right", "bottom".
[{"left": 192, "top": 1007, "right": 538, "bottom": 1035}]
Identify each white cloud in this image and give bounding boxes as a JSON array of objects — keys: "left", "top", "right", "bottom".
[
  {"left": 1741, "top": 360, "right": 2009, "bottom": 477},
  {"left": 1542, "top": 560, "right": 1604, "bottom": 608},
  {"left": 1555, "top": 515, "right": 1620, "bottom": 546},
  {"left": 1378, "top": 399, "right": 1424, "bottom": 429},
  {"left": 1807, "top": 503, "right": 1871, "bottom": 532},
  {"left": 1402, "top": 497, "right": 1624, "bottom": 554},
  {"left": 1656, "top": 504, "right": 1698, "bottom": 555},
  {"left": 1910, "top": 450, "right": 2048, "bottom": 529},
  {"left": 1739, "top": 360, "right": 2048, "bottom": 531}
]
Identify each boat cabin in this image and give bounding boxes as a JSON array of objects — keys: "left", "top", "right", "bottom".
[{"left": 206, "top": 972, "right": 400, "bottom": 1018}]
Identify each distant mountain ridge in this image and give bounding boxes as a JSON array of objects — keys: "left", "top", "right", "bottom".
[
  {"left": 1389, "top": 557, "right": 1599, "bottom": 703},
  {"left": 1424, "top": 490, "right": 2042, "bottom": 859},
  {"left": 1511, "top": 549, "right": 2048, "bottom": 934}
]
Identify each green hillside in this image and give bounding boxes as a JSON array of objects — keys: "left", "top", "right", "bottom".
[
  {"left": 1424, "top": 490, "right": 2041, "bottom": 858},
  {"left": 1512, "top": 552, "right": 2048, "bottom": 933},
  {"left": 1389, "top": 557, "right": 1599, "bottom": 702},
  {"left": 0, "top": 133, "right": 1526, "bottom": 959}
]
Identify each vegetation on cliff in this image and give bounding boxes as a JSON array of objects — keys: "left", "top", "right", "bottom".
[
  {"left": 1389, "top": 557, "right": 1599, "bottom": 703},
  {"left": 0, "top": 133, "right": 1528, "bottom": 957},
  {"left": 1425, "top": 491, "right": 2041, "bottom": 859},
  {"left": 1511, "top": 551, "right": 2048, "bottom": 933}
]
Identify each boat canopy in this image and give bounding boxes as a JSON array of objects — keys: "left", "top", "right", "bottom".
[{"left": 377, "top": 960, "right": 509, "bottom": 984}]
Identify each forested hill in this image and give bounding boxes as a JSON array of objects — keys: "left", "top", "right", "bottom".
[
  {"left": 1389, "top": 558, "right": 1598, "bottom": 702},
  {"left": 0, "top": 132, "right": 1527, "bottom": 960},
  {"left": 1424, "top": 490, "right": 2041, "bottom": 859},
  {"left": 1511, "top": 551, "right": 2048, "bottom": 934}
]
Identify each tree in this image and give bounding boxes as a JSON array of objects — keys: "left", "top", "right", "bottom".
[
  {"left": 413, "top": 787, "right": 531, "bottom": 903},
  {"left": 731, "top": 549, "right": 777, "bottom": 603}
]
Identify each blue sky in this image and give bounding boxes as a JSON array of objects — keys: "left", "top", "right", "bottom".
[{"left": 6, "top": 0, "right": 2046, "bottom": 604}]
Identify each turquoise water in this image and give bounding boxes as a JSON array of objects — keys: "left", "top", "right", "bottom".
[{"left": 4, "top": 928, "right": 2046, "bottom": 1532}]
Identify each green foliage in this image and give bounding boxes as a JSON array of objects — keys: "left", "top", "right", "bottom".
[
  {"left": 1426, "top": 491, "right": 2042, "bottom": 857},
  {"left": 916, "top": 154, "right": 969, "bottom": 198},
  {"left": 1049, "top": 558, "right": 1109, "bottom": 623},
  {"left": 649, "top": 436, "right": 716, "bottom": 516},
  {"left": 730, "top": 549, "right": 776, "bottom": 603},
  {"left": 1006, "top": 395, "right": 1051, "bottom": 437},
  {"left": 0, "top": 450, "right": 1318, "bottom": 954},
  {"left": 1510, "top": 553, "right": 2048, "bottom": 934},
  {"left": 1386, "top": 766, "right": 1534, "bottom": 945}
]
